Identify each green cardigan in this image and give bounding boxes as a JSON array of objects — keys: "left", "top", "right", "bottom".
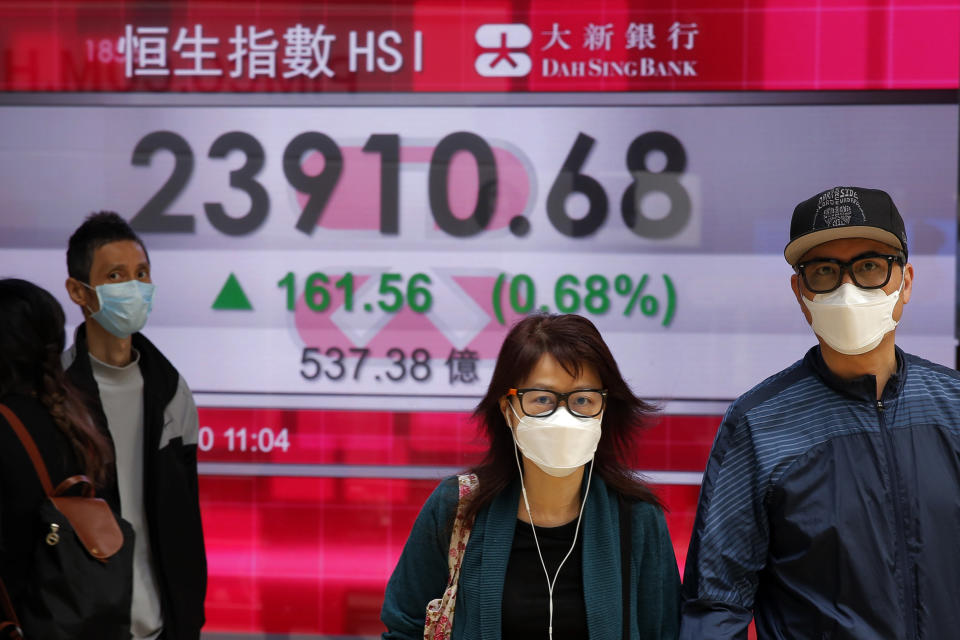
[{"left": 381, "top": 474, "right": 681, "bottom": 639}]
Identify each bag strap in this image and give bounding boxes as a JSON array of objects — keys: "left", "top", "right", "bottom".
[
  {"left": 619, "top": 494, "right": 632, "bottom": 640},
  {"left": 53, "top": 475, "right": 94, "bottom": 498},
  {"left": 0, "top": 403, "right": 92, "bottom": 499},
  {"left": 0, "top": 403, "right": 55, "bottom": 496},
  {"left": 444, "top": 474, "right": 479, "bottom": 585}
]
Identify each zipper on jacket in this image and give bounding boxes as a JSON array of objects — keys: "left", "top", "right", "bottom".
[{"left": 876, "top": 398, "right": 918, "bottom": 639}]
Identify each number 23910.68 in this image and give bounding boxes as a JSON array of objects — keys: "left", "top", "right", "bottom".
[{"left": 128, "top": 130, "right": 691, "bottom": 240}]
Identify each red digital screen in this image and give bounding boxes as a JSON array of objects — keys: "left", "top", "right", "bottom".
[
  {"left": 0, "top": 0, "right": 957, "bottom": 92},
  {"left": 196, "top": 408, "right": 714, "bottom": 634}
]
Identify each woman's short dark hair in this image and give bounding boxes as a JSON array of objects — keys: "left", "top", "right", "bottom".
[
  {"left": 463, "top": 313, "right": 661, "bottom": 521},
  {"left": 0, "top": 278, "right": 112, "bottom": 484}
]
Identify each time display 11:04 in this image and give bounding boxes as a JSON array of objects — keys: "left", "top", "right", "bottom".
[{"left": 198, "top": 425, "right": 291, "bottom": 453}]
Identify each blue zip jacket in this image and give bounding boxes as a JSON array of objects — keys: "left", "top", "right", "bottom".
[
  {"left": 382, "top": 474, "right": 681, "bottom": 639},
  {"left": 680, "top": 345, "right": 960, "bottom": 639}
]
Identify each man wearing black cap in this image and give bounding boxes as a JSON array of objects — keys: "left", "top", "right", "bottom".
[{"left": 679, "top": 186, "right": 960, "bottom": 639}]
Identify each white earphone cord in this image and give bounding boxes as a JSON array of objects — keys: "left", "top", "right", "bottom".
[{"left": 512, "top": 440, "right": 594, "bottom": 640}]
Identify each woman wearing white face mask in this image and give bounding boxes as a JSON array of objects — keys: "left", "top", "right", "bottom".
[{"left": 381, "top": 314, "right": 681, "bottom": 640}]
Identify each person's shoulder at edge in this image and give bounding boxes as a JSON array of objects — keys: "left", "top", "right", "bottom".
[
  {"left": 722, "top": 349, "right": 816, "bottom": 425},
  {"left": 425, "top": 475, "right": 462, "bottom": 520},
  {"left": 380, "top": 475, "right": 463, "bottom": 637},
  {"left": 132, "top": 331, "right": 176, "bottom": 369},
  {"left": 902, "top": 350, "right": 960, "bottom": 384}
]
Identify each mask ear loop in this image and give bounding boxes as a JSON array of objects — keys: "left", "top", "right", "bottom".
[
  {"left": 507, "top": 401, "right": 594, "bottom": 640},
  {"left": 888, "top": 267, "right": 906, "bottom": 320},
  {"left": 79, "top": 281, "right": 101, "bottom": 316}
]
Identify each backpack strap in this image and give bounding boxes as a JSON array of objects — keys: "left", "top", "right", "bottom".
[
  {"left": 53, "top": 476, "right": 94, "bottom": 498},
  {"left": 0, "top": 403, "right": 120, "bottom": 565},
  {"left": 0, "top": 404, "right": 54, "bottom": 496},
  {"left": 0, "top": 404, "right": 92, "bottom": 499}
]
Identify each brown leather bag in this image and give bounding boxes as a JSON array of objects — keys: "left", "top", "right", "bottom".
[{"left": 0, "top": 403, "right": 133, "bottom": 640}]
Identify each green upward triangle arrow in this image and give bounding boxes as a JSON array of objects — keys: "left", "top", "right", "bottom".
[{"left": 212, "top": 273, "right": 253, "bottom": 310}]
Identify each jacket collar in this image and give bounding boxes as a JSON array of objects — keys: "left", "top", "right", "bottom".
[
  {"left": 73, "top": 322, "right": 148, "bottom": 363},
  {"left": 69, "top": 321, "right": 174, "bottom": 456},
  {"left": 804, "top": 344, "right": 907, "bottom": 403}
]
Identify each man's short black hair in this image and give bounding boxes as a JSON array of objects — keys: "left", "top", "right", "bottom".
[{"left": 66, "top": 211, "right": 149, "bottom": 283}]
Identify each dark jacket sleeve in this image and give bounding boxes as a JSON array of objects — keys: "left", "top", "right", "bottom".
[
  {"left": 679, "top": 407, "right": 767, "bottom": 640},
  {"left": 634, "top": 501, "right": 682, "bottom": 639},
  {"left": 157, "top": 372, "right": 207, "bottom": 638},
  {"left": 381, "top": 477, "right": 459, "bottom": 640},
  {"left": 0, "top": 465, "right": 4, "bottom": 555}
]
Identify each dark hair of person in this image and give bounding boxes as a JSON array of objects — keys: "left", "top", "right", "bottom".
[
  {"left": 0, "top": 279, "right": 113, "bottom": 485},
  {"left": 66, "top": 211, "right": 148, "bottom": 283},
  {"left": 463, "top": 313, "right": 662, "bottom": 522}
]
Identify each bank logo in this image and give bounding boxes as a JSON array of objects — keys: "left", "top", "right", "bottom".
[{"left": 474, "top": 24, "right": 532, "bottom": 77}]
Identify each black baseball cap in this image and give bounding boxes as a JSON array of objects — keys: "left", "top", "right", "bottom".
[{"left": 784, "top": 186, "right": 908, "bottom": 265}]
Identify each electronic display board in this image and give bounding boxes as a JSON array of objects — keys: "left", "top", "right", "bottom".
[{"left": 0, "top": 1, "right": 957, "bottom": 637}]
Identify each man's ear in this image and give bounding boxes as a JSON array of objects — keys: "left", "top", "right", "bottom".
[
  {"left": 900, "top": 262, "right": 914, "bottom": 305},
  {"left": 65, "top": 277, "right": 92, "bottom": 310}
]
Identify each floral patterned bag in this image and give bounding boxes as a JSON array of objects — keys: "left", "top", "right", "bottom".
[{"left": 423, "top": 473, "right": 478, "bottom": 640}]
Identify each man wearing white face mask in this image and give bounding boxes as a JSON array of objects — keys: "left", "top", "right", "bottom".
[
  {"left": 680, "top": 187, "right": 960, "bottom": 639},
  {"left": 62, "top": 212, "right": 207, "bottom": 640}
]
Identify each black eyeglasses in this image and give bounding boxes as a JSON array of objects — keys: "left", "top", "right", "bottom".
[
  {"left": 795, "top": 252, "right": 904, "bottom": 294},
  {"left": 508, "top": 388, "right": 607, "bottom": 418}
]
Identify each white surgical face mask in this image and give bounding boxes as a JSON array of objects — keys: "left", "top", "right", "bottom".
[
  {"left": 84, "top": 280, "right": 155, "bottom": 339},
  {"left": 507, "top": 402, "right": 602, "bottom": 477},
  {"left": 802, "top": 278, "right": 903, "bottom": 355}
]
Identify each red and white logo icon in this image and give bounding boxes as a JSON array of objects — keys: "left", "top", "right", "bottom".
[{"left": 474, "top": 24, "right": 533, "bottom": 77}]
